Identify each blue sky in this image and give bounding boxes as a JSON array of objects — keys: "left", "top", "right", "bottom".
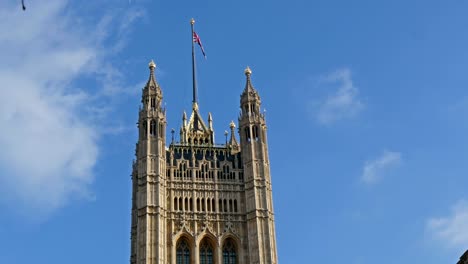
[{"left": 0, "top": 0, "right": 467, "bottom": 263}]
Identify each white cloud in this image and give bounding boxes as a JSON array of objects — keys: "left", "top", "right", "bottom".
[
  {"left": 312, "top": 68, "right": 364, "bottom": 124},
  {"left": 0, "top": 1, "right": 142, "bottom": 216},
  {"left": 361, "top": 151, "right": 401, "bottom": 184},
  {"left": 426, "top": 199, "right": 468, "bottom": 250}
]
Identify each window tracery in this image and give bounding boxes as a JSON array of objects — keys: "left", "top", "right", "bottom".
[
  {"left": 222, "top": 238, "right": 237, "bottom": 264},
  {"left": 199, "top": 239, "right": 214, "bottom": 264},
  {"left": 176, "top": 238, "right": 190, "bottom": 264}
]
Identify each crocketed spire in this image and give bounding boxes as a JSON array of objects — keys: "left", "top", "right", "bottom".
[
  {"left": 145, "top": 60, "right": 160, "bottom": 92},
  {"left": 241, "top": 66, "right": 260, "bottom": 101}
]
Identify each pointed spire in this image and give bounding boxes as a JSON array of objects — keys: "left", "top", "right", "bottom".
[
  {"left": 228, "top": 121, "right": 239, "bottom": 146},
  {"left": 228, "top": 120, "right": 239, "bottom": 153},
  {"left": 145, "top": 59, "right": 160, "bottom": 91},
  {"left": 243, "top": 66, "right": 258, "bottom": 96},
  {"left": 208, "top": 112, "right": 213, "bottom": 129},
  {"left": 183, "top": 111, "right": 187, "bottom": 125}
]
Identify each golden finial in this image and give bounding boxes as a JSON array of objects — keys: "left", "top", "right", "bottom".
[
  {"left": 190, "top": 18, "right": 195, "bottom": 25},
  {"left": 229, "top": 120, "right": 236, "bottom": 129},
  {"left": 148, "top": 60, "right": 156, "bottom": 69},
  {"left": 244, "top": 66, "right": 252, "bottom": 76}
]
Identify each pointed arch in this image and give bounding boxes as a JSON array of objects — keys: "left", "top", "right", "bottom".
[
  {"left": 176, "top": 237, "right": 191, "bottom": 264},
  {"left": 222, "top": 237, "right": 238, "bottom": 264},
  {"left": 150, "top": 119, "right": 156, "bottom": 136},
  {"left": 199, "top": 237, "right": 214, "bottom": 264}
]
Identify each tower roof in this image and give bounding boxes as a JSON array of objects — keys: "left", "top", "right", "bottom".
[
  {"left": 241, "top": 66, "right": 260, "bottom": 103},
  {"left": 143, "top": 60, "right": 162, "bottom": 96},
  {"left": 179, "top": 103, "right": 214, "bottom": 145}
]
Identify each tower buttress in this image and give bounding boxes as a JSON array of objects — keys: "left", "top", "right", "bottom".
[
  {"left": 131, "top": 60, "right": 167, "bottom": 264},
  {"left": 238, "top": 66, "right": 278, "bottom": 264}
]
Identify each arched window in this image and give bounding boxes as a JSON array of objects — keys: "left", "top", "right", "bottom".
[
  {"left": 174, "top": 197, "right": 178, "bottom": 211},
  {"left": 222, "top": 238, "right": 237, "bottom": 264},
  {"left": 253, "top": 125, "right": 259, "bottom": 141},
  {"left": 150, "top": 120, "right": 156, "bottom": 136},
  {"left": 244, "top": 127, "right": 251, "bottom": 142},
  {"left": 199, "top": 238, "right": 214, "bottom": 264},
  {"left": 176, "top": 238, "right": 191, "bottom": 264}
]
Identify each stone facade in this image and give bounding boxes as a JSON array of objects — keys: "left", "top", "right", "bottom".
[
  {"left": 130, "top": 61, "right": 278, "bottom": 264},
  {"left": 458, "top": 250, "right": 468, "bottom": 264}
]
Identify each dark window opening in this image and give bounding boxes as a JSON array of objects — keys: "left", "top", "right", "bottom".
[
  {"left": 176, "top": 238, "right": 191, "bottom": 264},
  {"left": 222, "top": 238, "right": 237, "bottom": 264}
]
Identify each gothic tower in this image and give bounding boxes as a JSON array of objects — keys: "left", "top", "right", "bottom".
[{"left": 130, "top": 61, "right": 278, "bottom": 264}]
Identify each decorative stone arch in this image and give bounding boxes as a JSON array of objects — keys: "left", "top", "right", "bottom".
[
  {"left": 220, "top": 233, "right": 243, "bottom": 264},
  {"left": 196, "top": 230, "right": 218, "bottom": 246},
  {"left": 172, "top": 230, "right": 196, "bottom": 264},
  {"left": 197, "top": 231, "right": 220, "bottom": 264}
]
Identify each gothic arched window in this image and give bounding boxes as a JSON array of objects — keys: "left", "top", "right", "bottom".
[
  {"left": 150, "top": 120, "right": 156, "bottom": 136},
  {"left": 244, "top": 127, "right": 251, "bottom": 142},
  {"left": 199, "top": 239, "right": 214, "bottom": 264},
  {"left": 253, "top": 125, "right": 259, "bottom": 141},
  {"left": 176, "top": 238, "right": 190, "bottom": 264},
  {"left": 222, "top": 238, "right": 237, "bottom": 264}
]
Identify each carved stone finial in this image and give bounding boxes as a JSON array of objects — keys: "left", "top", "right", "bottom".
[
  {"left": 149, "top": 60, "right": 156, "bottom": 70},
  {"left": 244, "top": 66, "right": 252, "bottom": 76}
]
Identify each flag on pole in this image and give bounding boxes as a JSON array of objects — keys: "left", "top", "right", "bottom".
[{"left": 193, "top": 31, "right": 206, "bottom": 58}]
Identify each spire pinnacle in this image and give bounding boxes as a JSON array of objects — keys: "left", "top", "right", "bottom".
[
  {"left": 242, "top": 65, "right": 258, "bottom": 96},
  {"left": 228, "top": 120, "right": 239, "bottom": 152},
  {"left": 244, "top": 66, "right": 252, "bottom": 76},
  {"left": 229, "top": 120, "right": 236, "bottom": 129},
  {"left": 149, "top": 60, "right": 156, "bottom": 71},
  {"left": 145, "top": 59, "right": 159, "bottom": 91}
]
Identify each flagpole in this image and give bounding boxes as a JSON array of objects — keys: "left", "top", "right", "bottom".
[{"left": 190, "top": 18, "right": 198, "bottom": 107}]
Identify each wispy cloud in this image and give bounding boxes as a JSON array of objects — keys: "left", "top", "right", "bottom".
[
  {"left": 361, "top": 151, "right": 402, "bottom": 184},
  {"left": 311, "top": 68, "right": 364, "bottom": 124},
  {"left": 426, "top": 199, "right": 468, "bottom": 251},
  {"left": 0, "top": 1, "right": 143, "bottom": 216}
]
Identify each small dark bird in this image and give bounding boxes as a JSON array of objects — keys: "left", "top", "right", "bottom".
[{"left": 22, "top": 0, "right": 26, "bottom": 11}]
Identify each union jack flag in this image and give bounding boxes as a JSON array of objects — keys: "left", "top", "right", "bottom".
[{"left": 193, "top": 31, "right": 206, "bottom": 58}]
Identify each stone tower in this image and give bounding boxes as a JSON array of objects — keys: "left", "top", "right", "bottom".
[{"left": 130, "top": 61, "right": 278, "bottom": 264}]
